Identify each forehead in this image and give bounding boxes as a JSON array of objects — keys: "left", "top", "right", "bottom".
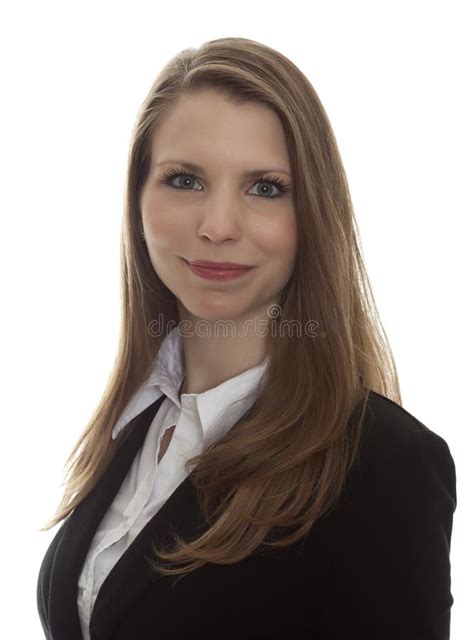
[{"left": 150, "top": 90, "right": 291, "bottom": 171}]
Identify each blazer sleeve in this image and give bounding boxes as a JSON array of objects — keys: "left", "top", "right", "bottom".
[{"left": 317, "top": 427, "right": 457, "bottom": 640}]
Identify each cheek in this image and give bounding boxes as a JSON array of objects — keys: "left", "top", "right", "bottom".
[
  {"left": 142, "top": 196, "right": 183, "bottom": 250},
  {"left": 257, "top": 213, "right": 298, "bottom": 262}
]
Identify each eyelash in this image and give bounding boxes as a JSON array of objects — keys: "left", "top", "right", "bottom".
[{"left": 158, "top": 168, "right": 291, "bottom": 199}]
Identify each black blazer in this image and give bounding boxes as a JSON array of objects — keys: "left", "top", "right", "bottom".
[{"left": 37, "top": 390, "right": 457, "bottom": 639}]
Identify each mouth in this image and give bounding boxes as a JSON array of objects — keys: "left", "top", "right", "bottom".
[
  {"left": 182, "top": 258, "right": 255, "bottom": 281},
  {"left": 184, "top": 258, "right": 255, "bottom": 269}
]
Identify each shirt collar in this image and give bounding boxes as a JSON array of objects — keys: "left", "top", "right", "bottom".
[{"left": 112, "top": 327, "right": 269, "bottom": 440}]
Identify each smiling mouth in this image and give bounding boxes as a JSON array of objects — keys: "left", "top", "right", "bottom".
[
  {"left": 183, "top": 258, "right": 255, "bottom": 281},
  {"left": 183, "top": 258, "right": 255, "bottom": 270}
]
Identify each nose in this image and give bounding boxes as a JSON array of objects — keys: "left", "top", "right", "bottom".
[{"left": 196, "top": 186, "right": 244, "bottom": 243}]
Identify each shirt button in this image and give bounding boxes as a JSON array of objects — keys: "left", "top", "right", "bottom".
[{"left": 176, "top": 443, "right": 187, "bottom": 456}]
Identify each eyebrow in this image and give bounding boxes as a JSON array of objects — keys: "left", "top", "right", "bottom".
[{"left": 155, "top": 159, "right": 291, "bottom": 178}]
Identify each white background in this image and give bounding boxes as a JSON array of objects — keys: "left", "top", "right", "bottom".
[{"left": 1, "top": 1, "right": 472, "bottom": 637}]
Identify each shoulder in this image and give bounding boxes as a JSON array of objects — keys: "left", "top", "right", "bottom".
[
  {"left": 361, "top": 389, "right": 455, "bottom": 466},
  {"left": 363, "top": 388, "right": 446, "bottom": 445},
  {"left": 313, "top": 389, "right": 457, "bottom": 636},
  {"left": 346, "top": 389, "right": 457, "bottom": 514}
]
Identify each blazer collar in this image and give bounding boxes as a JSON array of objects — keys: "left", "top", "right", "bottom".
[{"left": 48, "top": 394, "right": 204, "bottom": 640}]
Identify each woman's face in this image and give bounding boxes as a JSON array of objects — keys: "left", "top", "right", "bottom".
[{"left": 140, "top": 89, "right": 298, "bottom": 325}]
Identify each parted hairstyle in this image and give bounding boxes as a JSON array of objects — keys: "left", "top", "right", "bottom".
[{"left": 41, "top": 36, "right": 402, "bottom": 584}]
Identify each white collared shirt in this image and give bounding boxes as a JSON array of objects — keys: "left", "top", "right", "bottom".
[{"left": 77, "top": 327, "right": 269, "bottom": 640}]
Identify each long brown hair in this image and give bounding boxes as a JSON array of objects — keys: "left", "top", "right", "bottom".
[{"left": 41, "top": 37, "right": 402, "bottom": 583}]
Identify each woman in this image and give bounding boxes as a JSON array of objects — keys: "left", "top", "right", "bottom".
[{"left": 37, "top": 37, "right": 456, "bottom": 640}]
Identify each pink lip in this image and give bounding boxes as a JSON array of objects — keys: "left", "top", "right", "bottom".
[
  {"left": 185, "top": 259, "right": 254, "bottom": 269},
  {"left": 183, "top": 259, "right": 254, "bottom": 281}
]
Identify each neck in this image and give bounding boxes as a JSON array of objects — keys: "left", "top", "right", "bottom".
[{"left": 176, "top": 304, "right": 270, "bottom": 395}]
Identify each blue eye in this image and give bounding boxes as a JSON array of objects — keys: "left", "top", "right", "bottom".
[
  {"left": 162, "top": 172, "right": 202, "bottom": 191},
  {"left": 159, "top": 170, "right": 291, "bottom": 199}
]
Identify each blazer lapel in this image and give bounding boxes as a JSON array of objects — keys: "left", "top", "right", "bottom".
[
  {"left": 90, "top": 458, "right": 203, "bottom": 640},
  {"left": 48, "top": 394, "right": 201, "bottom": 640}
]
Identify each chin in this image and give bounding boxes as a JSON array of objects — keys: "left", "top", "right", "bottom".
[{"left": 179, "top": 297, "right": 255, "bottom": 326}]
